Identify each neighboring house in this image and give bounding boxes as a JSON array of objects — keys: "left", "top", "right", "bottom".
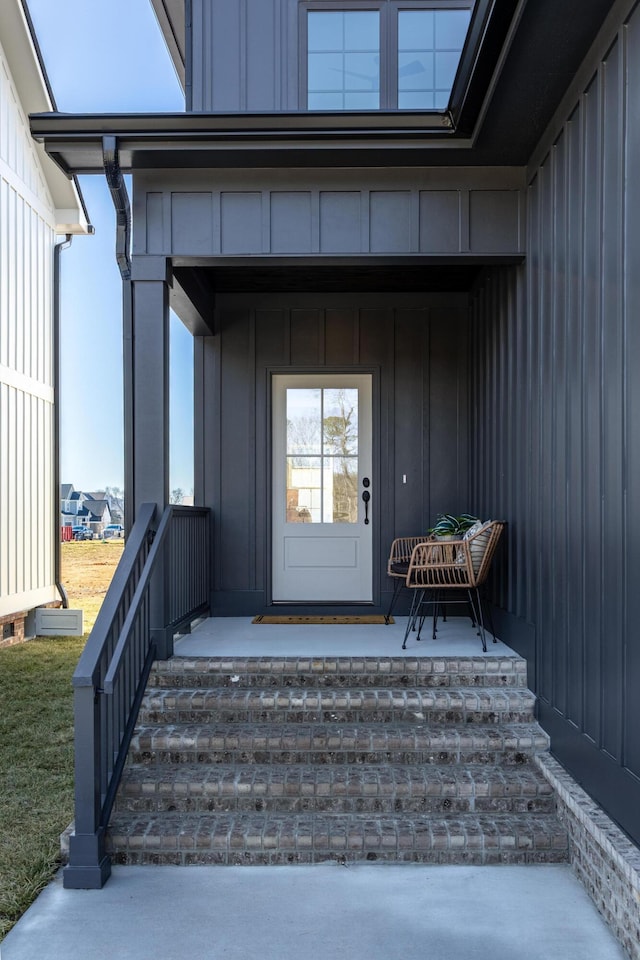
[
  {"left": 30, "top": 0, "right": 640, "bottom": 891},
  {"left": 60, "top": 486, "right": 113, "bottom": 536},
  {"left": 0, "top": 0, "right": 89, "bottom": 645},
  {"left": 81, "top": 496, "right": 112, "bottom": 537}
]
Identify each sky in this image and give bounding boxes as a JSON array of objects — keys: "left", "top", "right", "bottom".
[{"left": 26, "top": 0, "right": 194, "bottom": 495}]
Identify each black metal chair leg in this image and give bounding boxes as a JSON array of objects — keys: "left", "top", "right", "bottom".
[
  {"left": 402, "top": 590, "right": 423, "bottom": 649},
  {"left": 467, "top": 588, "right": 487, "bottom": 652},
  {"left": 385, "top": 578, "right": 403, "bottom": 624},
  {"left": 432, "top": 589, "right": 441, "bottom": 640},
  {"left": 483, "top": 592, "right": 498, "bottom": 643}
]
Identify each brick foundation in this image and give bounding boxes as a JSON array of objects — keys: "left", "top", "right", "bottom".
[
  {"left": 0, "top": 612, "right": 26, "bottom": 648},
  {"left": 536, "top": 754, "right": 640, "bottom": 960}
]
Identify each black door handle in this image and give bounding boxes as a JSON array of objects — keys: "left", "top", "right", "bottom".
[{"left": 362, "top": 490, "right": 370, "bottom": 525}]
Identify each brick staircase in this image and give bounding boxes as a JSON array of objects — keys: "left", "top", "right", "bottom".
[{"left": 107, "top": 654, "right": 569, "bottom": 865}]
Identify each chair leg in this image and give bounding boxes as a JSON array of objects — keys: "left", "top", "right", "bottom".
[
  {"left": 467, "top": 588, "right": 487, "bottom": 653},
  {"left": 385, "top": 578, "right": 403, "bottom": 624},
  {"left": 432, "top": 589, "right": 441, "bottom": 640},
  {"left": 482, "top": 592, "right": 498, "bottom": 643},
  {"left": 416, "top": 591, "right": 434, "bottom": 642},
  {"left": 402, "top": 590, "right": 423, "bottom": 650}
]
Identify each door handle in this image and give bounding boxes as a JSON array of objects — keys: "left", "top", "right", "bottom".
[{"left": 362, "top": 490, "right": 370, "bottom": 525}]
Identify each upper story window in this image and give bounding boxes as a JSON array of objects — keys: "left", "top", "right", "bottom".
[
  {"left": 304, "top": 2, "right": 473, "bottom": 111},
  {"left": 308, "top": 11, "right": 381, "bottom": 110}
]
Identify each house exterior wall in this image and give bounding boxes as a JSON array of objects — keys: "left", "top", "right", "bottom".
[
  {"left": 0, "top": 35, "right": 58, "bottom": 619},
  {"left": 196, "top": 292, "right": 469, "bottom": 614},
  {"left": 468, "top": 1, "right": 640, "bottom": 846},
  {"left": 188, "top": 0, "right": 296, "bottom": 112},
  {"left": 133, "top": 168, "right": 525, "bottom": 259}
]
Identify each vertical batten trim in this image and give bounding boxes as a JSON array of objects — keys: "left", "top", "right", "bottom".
[
  {"left": 459, "top": 189, "right": 470, "bottom": 252},
  {"left": 310, "top": 189, "right": 320, "bottom": 254},
  {"left": 361, "top": 190, "right": 370, "bottom": 253},
  {"left": 262, "top": 190, "right": 271, "bottom": 254},
  {"left": 212, "top": 189, "right": 221, "bottom": 255},
  {"left": 239, "top": 0, "right": 248, "bottom": 110}
]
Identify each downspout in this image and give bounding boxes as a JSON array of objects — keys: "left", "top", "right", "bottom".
[
  {"left": 54, "top": 234, "right": 73, "bottom": 608},
  {"left": 102, "top": 136, "right": 131, "bottom": 282},
  {"left": 102, "top": 136, "right": 134, "bottom": 535}
]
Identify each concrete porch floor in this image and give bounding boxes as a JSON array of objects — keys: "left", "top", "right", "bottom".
[
  {"left": 173, "top": 615, "right": 515, "bottom": 658},
  {"left": 2, "top": 863, "right": 627, "bottom": 960}
]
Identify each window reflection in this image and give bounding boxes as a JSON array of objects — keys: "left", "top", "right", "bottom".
[
  {"left": 307, "top": 6, "right": 472, "bottom": 111},
  {"left": 397, "top": 8, "right": 471, "bottom": 110},
  {"left": 308, "top": 11, "right": 380, "bottom": 111},
  {"left": 286, "top": 387, "right": 359, "bottom": 523}
]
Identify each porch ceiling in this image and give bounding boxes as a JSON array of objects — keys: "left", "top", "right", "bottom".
[{"left": 180, "top": 262, "right": 484, "bottom": 295}]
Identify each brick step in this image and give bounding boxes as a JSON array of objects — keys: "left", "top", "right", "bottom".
[
  {"left": 115, "top": 763, "right": 556, "bottom": 815},
  {"left": 128, "top": 721, "right": 549, "bottom": 766},
  {"left": 106, "top": 811, "right": 569, "bottom": 866},
  {"left": 149, "top": 656, "right": 528, "bottom": 689},
  {"left": 138, "top": 687, "right": 536, "bottom": 725}
]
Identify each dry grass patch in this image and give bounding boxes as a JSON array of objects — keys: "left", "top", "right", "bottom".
[
  {"left": 62, "top": 538, "right": 125, "bottom": 629},
  {"left": 0, "top": 540, "right": 123, "bottom": 939}
]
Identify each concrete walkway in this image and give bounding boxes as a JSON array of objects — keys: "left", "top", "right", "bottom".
[{"left": 2, "top": 864, "right": 627, "bottom": 960}]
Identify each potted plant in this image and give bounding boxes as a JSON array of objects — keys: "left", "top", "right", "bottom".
[{"left": 429, "top": 513, "right": 480, "bottom": 540}]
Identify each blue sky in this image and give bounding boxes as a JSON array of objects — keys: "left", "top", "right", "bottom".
[{"left": 27, "top": 0, "right": 194, "bottom": 495}]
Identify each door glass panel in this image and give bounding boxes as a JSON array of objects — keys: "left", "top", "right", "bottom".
[
  {"left": 285, "top": 387, "right": 359, "bottom": 523},
  {"left": 286, "top": 388, "right": 321, "bottom": 454},
  {"left": 287, "top": 456, "right": 322, "bottom": 523},
  {"left": 323, "top": 388, "right": 358, "bottom": 456},
  {"left": 323, "top": 457, "right": 358, "bottom": 523}
]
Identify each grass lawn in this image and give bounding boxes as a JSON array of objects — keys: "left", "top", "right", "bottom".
[{"left": 0, "top": 540, "right": 123, "bottom": 940}]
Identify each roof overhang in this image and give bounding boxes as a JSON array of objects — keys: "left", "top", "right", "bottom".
[
  {"left": 0, "top": 0, "right": 90, "bottom": 232},
  {"left": 30, "top": 0, "right": 616, "bottom": 174},
  {"left": 149, "top": 0, "right": 185, "bottom": 91},
  {"left": 30, "top": 109, "right": 480, "bottom": 175}
]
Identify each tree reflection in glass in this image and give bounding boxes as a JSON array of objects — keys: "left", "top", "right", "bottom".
[{"left": 286, "top": 387, "right": 358, "bottom": 523}]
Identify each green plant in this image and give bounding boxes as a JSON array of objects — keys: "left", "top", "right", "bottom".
[{"left": 429, "top": 513, "right": 479, "bottom": 538}]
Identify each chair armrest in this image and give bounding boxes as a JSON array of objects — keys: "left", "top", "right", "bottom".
[
  {"left": 387, "top": 535, "right": 431, "bottom": 574},
  {"left": 406, "top": 538, "right": 473, "bottom": 586}
]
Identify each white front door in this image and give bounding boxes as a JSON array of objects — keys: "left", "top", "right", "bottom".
[{"left": 272, "top": 374, "right": 373, "bottom": 602}]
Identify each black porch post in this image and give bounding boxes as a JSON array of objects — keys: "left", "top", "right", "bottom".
[{"left": 130, "top": 255, "right": 172, "bottom": 658}]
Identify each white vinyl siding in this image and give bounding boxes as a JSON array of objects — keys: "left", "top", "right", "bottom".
[{"left": 0, "top": 38, "right": 58, "bottom": 618}]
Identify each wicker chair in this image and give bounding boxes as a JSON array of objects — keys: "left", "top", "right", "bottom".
[
  {"left": 401, "top": 521, "right": 505, "bottom": 652},
  {"left": 385, "top": 535, "right": 432, "bottom": 624}
]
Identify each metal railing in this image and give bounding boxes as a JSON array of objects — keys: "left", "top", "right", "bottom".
[{"left": 63, "top": 503, "right": 211, "bottom": 889}]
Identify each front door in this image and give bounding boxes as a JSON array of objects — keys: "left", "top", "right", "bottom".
[{"left": 272, "top": 374, "right": 373, "bottom": 602}]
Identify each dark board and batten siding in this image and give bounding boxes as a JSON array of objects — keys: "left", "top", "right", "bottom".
[
  {"left": 133, "top": 169, "right": 525, "bottom": 259},
  {"left": 196, "top": 294, "right": 469, "bottom": 616},
  {"left": 188, "top": 0, "right": 303, "bottom": 112},
  {"left": 469, "top": 5, "right": 640, "bottom": 846}
]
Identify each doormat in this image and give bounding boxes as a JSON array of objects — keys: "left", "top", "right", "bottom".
[{"left": 252, "top": 615, "right": 393, "bottom": 625}]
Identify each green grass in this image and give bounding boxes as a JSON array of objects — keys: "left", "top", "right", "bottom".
[
  {"left": 0, "top": 540, "right": 122, "bottom": 940},
  {"left": 0, "top": 636, "right": 84, "bottom": 939}
]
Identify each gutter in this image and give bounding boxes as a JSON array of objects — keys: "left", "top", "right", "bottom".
[{"left": 53, "top": 234, "right": 72, "bottom": 608}]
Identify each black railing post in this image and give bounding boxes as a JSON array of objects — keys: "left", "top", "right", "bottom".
[
  {"left": 63, "top": 682, "right": 111, "bottom": 889},
  {"left": 151, "top": 507, "right": 173, "bottom": 660}
]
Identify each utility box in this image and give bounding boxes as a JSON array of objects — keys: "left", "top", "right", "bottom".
[{"left": 35, "top": 608, "right": 84, "bottom": 637}]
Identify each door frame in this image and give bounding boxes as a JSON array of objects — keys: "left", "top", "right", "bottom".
[{"left": 266, "top": 365, "right": 381, "bottom": 609}]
